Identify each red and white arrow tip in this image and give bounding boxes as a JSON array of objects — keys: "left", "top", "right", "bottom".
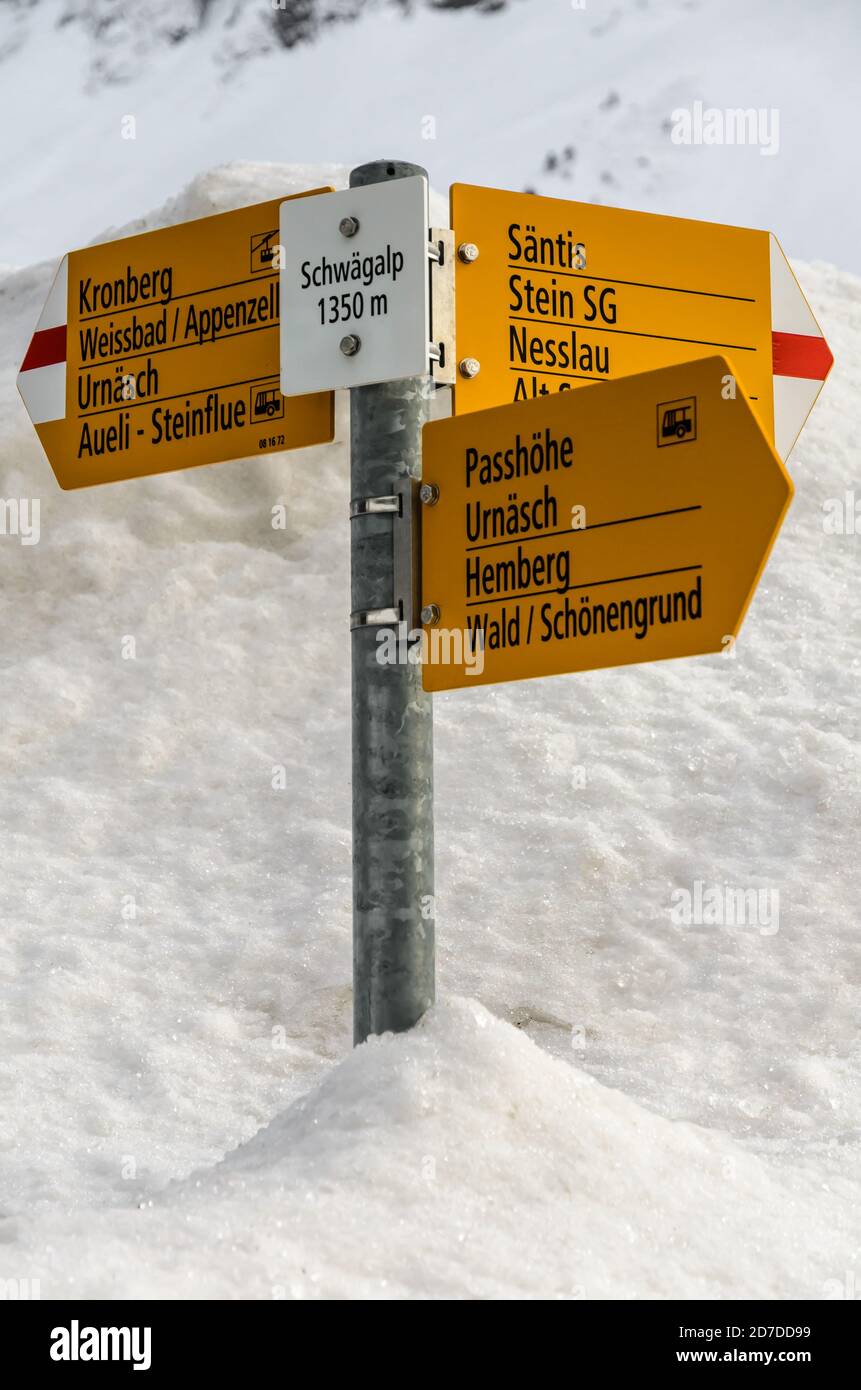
[
  {"left": 17, "top": 256, "right": 68, "bottom": 426},
  {"left": 770, "top": 234, "right": 833, "bottom": 459}
]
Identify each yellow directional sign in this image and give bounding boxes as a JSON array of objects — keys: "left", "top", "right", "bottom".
[
  {"left": 17, "top": 192, "right": 334, "bottom": 489},
  {"left": 451, "top": 184, "right": 833, "bottom": 461},
  {"left": 420, "top": 356, "right": 792, "bottom": 692}
]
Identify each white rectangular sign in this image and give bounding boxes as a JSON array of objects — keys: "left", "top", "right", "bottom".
[{"left": 280, "top": 176, "right": 430, "bottom": 395}]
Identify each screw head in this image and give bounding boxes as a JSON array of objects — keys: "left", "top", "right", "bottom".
[
  {"left": 457, "top": 241, "right": 480, "bottom": 263},
  {"left": 339, "top": 215, "right": 360, "bottom": 238},
  {"left": 420, "top": 603, "right": 441, "bottom": 626},
  {"left": 419, "top": 482, "right": 439, "bottom": 506},
  {"left": 340, "top": 334, "right": 362, "bottom": 357},
  {"left": 458, "top": 356, "right": 481, "bottom": 379}
]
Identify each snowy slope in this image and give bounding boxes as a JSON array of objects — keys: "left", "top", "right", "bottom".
[
  {"left": 14, "top": 1000, "right": 861, "bottom": 1300},
  {"left": 0, "top": 162, "right": 859, "bottom": 1298},
  {"left": 0, "top": 0, "right": 859, "bottom": 270}
]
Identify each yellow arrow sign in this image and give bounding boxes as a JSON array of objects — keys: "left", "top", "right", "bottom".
[
  {"left": 17, "top": 192, "right": 334, "bottom": 489},
  {"left": 420, "top": 356, "right": 792, "bottom": 693},
  {"left": 451, "top": 183, "right": 833, "bottom": 462}
]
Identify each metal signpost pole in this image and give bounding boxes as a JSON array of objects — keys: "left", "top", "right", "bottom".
[{"left": 349, "top": 160, "right": 435, "bottom": 1045}]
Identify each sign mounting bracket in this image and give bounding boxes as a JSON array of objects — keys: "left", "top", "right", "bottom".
[
  {"left": 429, "top": 227, "right": 455, "bottom": 386},
  {"left": 349, "top": 479, "right": 420, "bottom": 632}
]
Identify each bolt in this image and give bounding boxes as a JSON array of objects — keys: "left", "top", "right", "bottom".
[
  {"left": 419, "top": 483, "right": 439, "bottom": 506},
  {"left": 340, "top": 334, "right": 361, "bottom": 357},
  {"left": 339, "top": 215, "right": 360, "bottom": 238},
  {"left": 457, "top": 242, "right": 480, "bottom": 264},
  {"left": 458, "top": 356, "right": 481, "bottom": 379},
  {"left": 420, "top": 603, "right": 441, "bottom": 626}
]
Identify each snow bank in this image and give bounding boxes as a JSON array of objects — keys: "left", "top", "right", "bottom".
[
  {"left": 16, "top": 998, "right": 860, "bottom": 1299},
  {"left": 0, "top": 163, "right": 859, "bottom": 1298}
]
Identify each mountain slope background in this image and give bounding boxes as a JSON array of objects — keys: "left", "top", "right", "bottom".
[{"left": 0, "top": 0, "right": 858, "bottom": 269}]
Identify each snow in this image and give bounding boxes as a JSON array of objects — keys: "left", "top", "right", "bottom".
[
  {"left": 11, "top": 998, "right": 861, "bottom": 1299},
  {"left": 1, "top": 158, "right": 859, "bottom": 1299},
  {"left": 0, "top": 0, "right": 859, "bottom": 271}
]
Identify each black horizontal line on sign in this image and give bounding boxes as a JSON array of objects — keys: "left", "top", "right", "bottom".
[
  {"left": 466, "top": 506, "right": 702, "bottom": 553},
  {"left": 506, "top": 261, "right": 756, "bottom": 303},
  {"left": 78, "top": 273, "right": 279, "bottom": 323},
  {"left": 76, "top": 373, "right": 279, "bottom": 419},
  {"left": 509, "top": 314, "right": 756, "bottom": 353},
  {"left": 465, "top": 563, "right": 703, "bottom": 608},
  {"left": 76, "top": 321, "right": 276, "bottom": 372},
  {"left": 507, "top": 366, "right": 607, "bottom": 383}
]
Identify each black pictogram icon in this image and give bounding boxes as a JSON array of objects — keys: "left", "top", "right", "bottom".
[{"left": 657, "top": 396, "right": 697, "bottom": 447}]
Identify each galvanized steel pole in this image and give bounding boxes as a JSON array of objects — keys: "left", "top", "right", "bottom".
[{"left": 349, "top": 160, "right": 435, "bottom": 1045}]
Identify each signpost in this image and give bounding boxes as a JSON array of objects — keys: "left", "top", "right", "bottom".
[
  {"left": 420, "top": 355, "right": 793, "bottom": 692},
  {"left": 15, "top": 159, "right": 834, "bottom": 1050},
  {"left": 17, "top": 192, "right": 334, "bottom": 489},
  {"left": 338, "top": 162, "right": 436, "bottom": 1045},
  {"left": 450, "top": 184, "right": 833, "bottom": 461}
]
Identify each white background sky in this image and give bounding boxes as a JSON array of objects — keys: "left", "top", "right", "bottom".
[{"left": 0, "top": 0, "right": 858, "bottom": 269}]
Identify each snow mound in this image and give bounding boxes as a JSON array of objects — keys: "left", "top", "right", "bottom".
[{"left": 19, "top": 998, "right": 858, "bottom": 1299}]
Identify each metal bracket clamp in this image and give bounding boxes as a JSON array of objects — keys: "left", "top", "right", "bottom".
[
  {"left": 428, "top": 228, "right": 456, "bottom": 386},
  {"left": 349, "top": 479, "right": 421, "bottom": 632},
  {"left": 349, "top": 495, "right": 399, "bottom": 518}
]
